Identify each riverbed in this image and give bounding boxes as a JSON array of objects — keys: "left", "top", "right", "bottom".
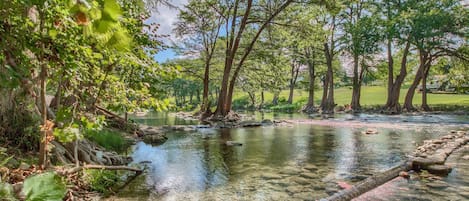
[{"left": 108, "top": 112, "right": 469, "bottom": 201}]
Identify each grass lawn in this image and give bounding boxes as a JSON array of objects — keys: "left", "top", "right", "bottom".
[{"left": 234, "top": 86, "right": 469, "bottom": 107}]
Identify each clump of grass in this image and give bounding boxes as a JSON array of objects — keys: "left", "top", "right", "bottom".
[
  {"left": 83, "top": 169, "right": 121, "bottom": 194},
  {"left": 85, "top": 129, "right": 130, "bottom": 153}
]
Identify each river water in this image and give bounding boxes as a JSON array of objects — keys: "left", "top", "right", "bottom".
[{"left": 110, "top": 113, "right": 469, "bottom": 201}]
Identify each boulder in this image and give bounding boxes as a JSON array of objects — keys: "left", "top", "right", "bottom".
[{"left": 142, "top": 133, "right": 168, "bottom": 145}]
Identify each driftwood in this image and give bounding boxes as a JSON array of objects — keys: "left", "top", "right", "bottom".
[
  {"left": 321, "top": 162, "right": 412, "bottom": 201},
  {"left": 63, "top": 164, "right": 143, "bottom": 175}
]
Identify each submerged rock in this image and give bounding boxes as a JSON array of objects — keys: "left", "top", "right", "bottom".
[
  {"left": 225, "top": 141, "right": 243, "bottom": 146},
  {"left": 260, "top": 173, "right": 282, "bottom": 180}
]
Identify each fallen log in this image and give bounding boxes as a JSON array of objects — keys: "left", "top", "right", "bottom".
[
  {"left": 63, "top": 164, "right": 143, "bottom": 175},
  {"left": 320, "top": 162, "right": 412, "bottom": 201}
]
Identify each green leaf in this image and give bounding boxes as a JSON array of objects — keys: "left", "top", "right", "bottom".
[
  {"left": 48, "top": 29, "right": 58, "bottom": 39},
  {"left": 102, "top": 0, "right": 122, "bottom": 22},
  {"left": 22, "top": 172, "right": 66, "bottom": 201}
]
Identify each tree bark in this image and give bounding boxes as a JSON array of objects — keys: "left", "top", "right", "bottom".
[
  {"left": 287, "top": 61, "right": 300, "bottom": 104},
  {"left": 38, "top": 63, "right": 48, "bottom": 169},
  {"left": 385, "top": 40, "right": 410, "bottom": 113},
  {"left": 403, "top": 50, "right": 428, "bottom": 111},
  {"left": 322, "top": 162, "right": 412, "bottom": 201},
  {"left": 351, "top": 54, "right": 361, "bottom": 111},
  {"left": 321, "top": 42, "right": 335, "bottom": 114},
  {"left": 303, "top": 48, "right": 316, "bottom": 113},
  {"left": 214, "top": 0, "right": 293, "bottom": 117},
  {"left": 421, "top": 63, "right": 431, "bottom": 111}
]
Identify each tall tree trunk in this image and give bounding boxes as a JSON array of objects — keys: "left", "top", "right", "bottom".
[
  {"left": 287, "top": 62, "right": 299, "bottom": 104},
  {"left": 201, "top": 61, "right": 210, "bottom": 112},
  {"left": 403, "top": 51, "right": 428, "bottom": 111},
  {"left": 351, "top": 54, "right": 361, "bottom": 111},
  {"left": 39, "top": 63, "right": 48, "bottom": 168},
  {"left": 421, "top": 63, "right": 431, "bottom": 111},
  {"left": 385, "top": 39, "right": 394, "bottom": 107},
  {"left": 321, "top": 43, "right": 335, "bottom": 113},
  {"left": 260, "top": 91, "right": 264, "bottom": 109},
  {"left": 303, "top": 48, "right": 316, "bottom": 113},
  {"left": 385, "top": 40, "right": 410, "bottom": 113}
]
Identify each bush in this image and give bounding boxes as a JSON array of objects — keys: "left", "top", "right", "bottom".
[
  {"left": 232, "top": 96, "right": 250, "bottom": 110},
  {"left": 84, "top": 169, "right": 120, "bottom": 194}
]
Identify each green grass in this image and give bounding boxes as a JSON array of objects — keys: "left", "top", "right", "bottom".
[
  {"left": 233, "top": 86, "right": 469, "bottom": 108},
  {"left": 85, "top": 129, "right": 130, "bottom": 153}
]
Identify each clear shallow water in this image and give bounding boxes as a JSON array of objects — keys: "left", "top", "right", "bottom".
[{"left": 113, "top": 113, "right": 469, "bottom": 201}]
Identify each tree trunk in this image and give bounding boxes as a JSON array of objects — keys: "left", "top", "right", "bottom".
[
  {"left": 385, "top": 40, "right": 410, "bottom": 113},
  {"left": 385, "top": 39, "right": 394, "bottom": 107},
  {"left": 303, "top": 48, "right": 316, "bottom": 113},
  {"left": 201, "top": 61, "right": 210, "bottom": 112},
  {"left": 321, "top": 43, "right": 335, "bottom": 114},
  {"left": 287, "top": 61, "right": 300, "bottom": 104},
  {"left": 404, "top": 50, "right": 428, "bottom": 112},
  {"left": 272, "top": 91, "right": 280, "bottom": 105},
  {"left": 351, "top": 54, "right": 361, "bottom": 111},
  {"left": 38, "top": 63, "right": 48, "bottom": 168},
  {"left": 259, "top": 91, "right": 264, "bottom": 109},
  {"left": 404, "top": 66, "right": 424, "bottom": 111},
  {"left": 421, "top": 64, "right": 431, "bottom": 111},
  {"left": 248, "top": 92, "right": 255, "bottom": 108}
]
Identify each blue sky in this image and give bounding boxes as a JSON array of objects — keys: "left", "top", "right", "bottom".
[{"left": 146, "top": 0, "right": 188, "bottom": 63}]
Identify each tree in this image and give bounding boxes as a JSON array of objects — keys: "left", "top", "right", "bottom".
[
  {"left": 341, "top": 0, "right": 381, "bottom": 111},
  {"left": 213, "top": 0, "right": 294, "bottom": 118},
  {"left": 402, "top": 0, "right": 468, "bottom": 111},
  {"left": 174, "top": 0, "right": 223, "bottom": 113}
]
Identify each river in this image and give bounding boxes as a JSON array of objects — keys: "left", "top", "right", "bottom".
[{"left": 109, "top": 112, "right": 469, "bottom": 201}]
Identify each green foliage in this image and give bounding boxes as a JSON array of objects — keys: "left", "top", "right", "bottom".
[
  {"left": 84, "top": 169, "right": 120, "bottom": 194},
  {"left": 22, "top": 172, "right": 67, "bottom": 201},
  {"left": 85, "top": 129, "right": 129, "bottom": 153},
  {"left": 0, "top": 182, "right": 17, "bottom": 201}
]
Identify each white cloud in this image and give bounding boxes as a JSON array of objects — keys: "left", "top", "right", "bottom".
[{"left": 145, "top": 0, "right": 188, "bottom": 41}]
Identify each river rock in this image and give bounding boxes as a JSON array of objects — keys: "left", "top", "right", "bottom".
[
  {"left": 240, "top": 120, "right": 262, "bottom": 127},
  {"left": 426, "top": 180, "right": 449, "bottom": 189},
  {"left": 261, "top": 119, "right": 274, "bottom": 125},
  {"left": 300, "top": 172, "right": 317, "bottom": 179},
  {"left": 291, "top": 177, "right": 310, "bottom": 185},
  {"left": 399, "top": 171, "right": 410, "bottom": 179},
  {"left": 279, "top": 167, "right": 301, "bottom": 175},
  {"left": 412, "top": 157, "right": 437, "bottom": 169},
  {"left": 426, "top": 164, "right": 452, "bottom": 175},
  {"left": 260, "top": 173, "right": 282, "bottom": 180},
  {"left": 303, "top": 164, "right": 318, "bottom": 171},
  {"left": 142, "top": 133, "right": 168, "bottom": 145},
  {"left": 286, "top": 186, "right": 303, "bottom": 194},
  {"left": 462, "top": 155, "right": 469, "bottom": 160},
  {"left": 19, "top": 162, "right": 30, "bottom": 170},
  {"left": 225, "top": 141, "right": 243, "bottom": 146}
]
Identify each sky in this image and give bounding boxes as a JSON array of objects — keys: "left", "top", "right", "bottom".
[
  {"left": 149, "top": 0, "right": 469, "bottom": 64},
  {"left": 147, "top": 0, "right": 188, "bottom": 63}
]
